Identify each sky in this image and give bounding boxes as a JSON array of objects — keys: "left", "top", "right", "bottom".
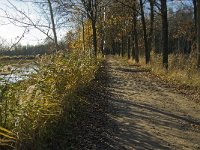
[
  {"left": 0, "top": 0, "right": 68, "bottom": 46},
  {"left": 0, "top": 0, "right": 193, "bottom": 46}
]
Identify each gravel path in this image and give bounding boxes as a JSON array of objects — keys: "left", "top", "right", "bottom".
[{"left": 72, "top": 56, "right": 200, "bottom": 150}]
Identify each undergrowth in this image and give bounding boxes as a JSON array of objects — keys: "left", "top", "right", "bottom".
[
  {"left": 0, "top": 50, "right": 100, "bottom": 149},
  {"left": 126, "top": 51, "right": 200, "bottom": 91},
  {"left": 148, "top": 52, "right": 200, "bottom": 90}
]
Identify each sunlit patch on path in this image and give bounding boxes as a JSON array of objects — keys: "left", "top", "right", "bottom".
[{"left": 73, "top": 56, "right": 200, "bottom": 150}]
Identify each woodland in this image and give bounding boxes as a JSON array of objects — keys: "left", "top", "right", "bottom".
[{"left": 0, "top": 0, "right": 200, "bottom": 149}]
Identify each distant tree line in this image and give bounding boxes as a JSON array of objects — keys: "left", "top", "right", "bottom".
[
  {"left": 0, "top": 44, "right": 50, "bottom": 56},
  {"left": 2, "top": 0, "right": 199, "bottom": 69},
  {"left": 0, "top": 40, "right": 67, "bottom": 56}
]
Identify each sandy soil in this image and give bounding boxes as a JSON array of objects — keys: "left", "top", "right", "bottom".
[
  {"left": 104, "top": 56, "right": 200, "bottom": 150},
  {"left": 71, "top": 56, "right": 200, "bottom": 150}
]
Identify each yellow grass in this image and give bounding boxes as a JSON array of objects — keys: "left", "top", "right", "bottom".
[
  {"left": 140, "top": 52, "right": 200, "bottom": 90},
  {"left": 0, "top": 49, "right": 100, "bottom": 149}
]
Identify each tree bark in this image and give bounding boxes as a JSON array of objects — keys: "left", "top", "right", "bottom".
[
  {"left": 81, "top": 15, "right": 85, "bottom": 51},
  {"left": 197, "top": 0, "right": 200, "bottom": 68},
  {"left": 47, "top": 0, "right": 58, "bottom": 52},
  {"left": 121, "top": 35, "right": 124, "bottom": 57},
  {"left": 131, "top": 13, "right": 135, "bottom": 60},
  {"left": 193, "top": 0, "right": 197, "bottom": 32},
  {"left": 148, "top": 0, "right": 155, "bottom": 51},
  {"left": 139, "top": 0, "right": 150, "bottom": 64},
  {"left": 161, "top": 0, "right": 169, "bottom": 69},
  {"left": 91, "top": 19, "right": 97, "bottom": 56},
  {"left": 132, "top": 11, "right": 139, "bottom": 63},
  {"left": 118, "top": 42, "right": 121, "bottom": 56},
  {"left": 128, "top": 36, "right": 131, "bottom": 59}
]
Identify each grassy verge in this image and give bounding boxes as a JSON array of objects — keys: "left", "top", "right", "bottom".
[
  {"left": 114, "top": 53, "right": 200, "bottom": 102},
  {"left": 0, "top": 50, "right": 100, "bottom": 149},
  {"left": 123, "top": 52, "right": 200, "bottom": 90},
  {"left": 146, "top": 53, "right": 200, "bottom": 91}
]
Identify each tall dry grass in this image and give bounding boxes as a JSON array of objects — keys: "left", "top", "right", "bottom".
[
  {"left": 143, "top": 51, "right": 200, "bottom": 89},
  {"left": 0, "top": 50, "right": 99, "bottom": 149}
]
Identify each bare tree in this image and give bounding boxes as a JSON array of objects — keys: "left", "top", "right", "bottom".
[
  {"left": 148, "top": 0, "right": 155, "bottom": 51},
  {"left": 47, "top": 0, "right": 59, "bottom": 52},
  {"left": 160, "top": 0, "right": 168, "bottom": 69},
  {"left": 197, "top": 0, "right": 200, "bottom": 68},
  {"left": 193, "top": 0, "right": 197, "bottom": 31},
  {"left": 0, "top": 0, "right": 61, "bottom": 52},
  {"left": 139, "top": 0, "right": 150, "bottom": 64},
  {"left": 133, "top": 9, "right": 139, "bottom": 63}
]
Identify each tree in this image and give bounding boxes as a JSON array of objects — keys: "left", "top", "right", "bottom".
[
  {"left": 127, "top": 35, "right": 131, "bottom": 59},
  {"left": 113, "top": 0, "right": 139, "bottom": 62},
  {"left": 161, "top": 0, "right": 168, "bottom": 69},
  {"left": 0, "top": 0, "right": 62, "bottom": 52},
  {"left": 139, "top": 0, "right": 150, "bottom": 64},
  {"left": 81, "top": 0, "right": 99, "bottom": 57},
  {"left": 197, "top": 0, "right": 200, "bottom": 68},
  {"left": 148, "top": 0, "right": 155, "bottom": 51},
  {"left": 193, "top": 0, "right": 197, "bottom": 31},
  {"left": 47, "top": 0, "right": 59, "bottom": 52},
  {"left": 132, "top": 4, "right": 139, "bottom": 63}
]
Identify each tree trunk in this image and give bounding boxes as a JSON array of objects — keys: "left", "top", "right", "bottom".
[
  {"left": 178, "top": 38, "right": 180, "bottom": 53},
  {"left": 112, "top": 41, "right": 115, "bottom": 55},
  {"left": 197, "top": 0, "right": 200, "bottom": 68},
  {"left": 91, "top": 19, "right": 97, "bottom": 56},
  {"left": 139, "top": 0, "right": 150, "bottom": 64},
  {"left": 100, "top": 31, "right": 104, "bottom": 55},
  {"left": 193, "top": 0, "right": 197, "bottom": 32},
  {"left": 47, "top": 0, "right": 58, "bottom": 52},
  {"left": 82, "top": 15, "right": 85, "bottom": 51},
  {"left": 118, "top": 42, "right": 121, "bottom": 56},
  {"left": 149, "top": 0, "right": 155, "bottom": 51},
  {"left": 161, "top": 0, "right": 169, "bottom": 69},
  {"left": 132, "top": 11, "right": 139, "bottom": 63},
  {"left": 121, "top": 35, "right": 124, "bottom": 57},
  {"left": 128, "top": 36, "right": 131, "bottom": 59},
  {"left": 99, "top": 7, "right": 105, "bottom": 55},
  {"left": 99, "top": 23, "right": 104, "bottom": 55},
  {"left": 131, "top": 14, "right": 135, "bottom": 61}
]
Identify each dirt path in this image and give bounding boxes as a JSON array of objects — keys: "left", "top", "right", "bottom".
[
  {"left": 71, "top": 56, "right": 200, "bottom": 150},
  {"left": 103, "top": 56, "right": 200, "bottom": 150}
]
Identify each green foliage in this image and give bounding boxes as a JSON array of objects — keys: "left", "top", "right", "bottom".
[{"left": 0, "top": 50, "right": 99, "bottom": 149}]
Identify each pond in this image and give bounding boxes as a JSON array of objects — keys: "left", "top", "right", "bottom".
[{"left": 0, "top": 65, "right": 37, "bottom": 84}]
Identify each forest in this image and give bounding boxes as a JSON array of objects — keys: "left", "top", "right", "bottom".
[{"left": 0, "top": 0, "right": 200, "bottom": 149}]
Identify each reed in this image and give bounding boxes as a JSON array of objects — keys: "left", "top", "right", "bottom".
[{"left": 0, "top": 50, "right": 99, "bottom": 149}]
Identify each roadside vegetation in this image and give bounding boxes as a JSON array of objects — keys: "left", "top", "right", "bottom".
[
  {"left": 0, "top": 50, "right": 99, "bottom": 149},
  {"left": 127, "top": 51, "right": 200, "bottom": 97},
  {"left": 148, "top": 52, "right": 200, "bottom": 90}
]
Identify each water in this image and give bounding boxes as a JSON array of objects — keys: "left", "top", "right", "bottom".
[{"left": 0, "top": 65, "right": 37, "bottom": 84}]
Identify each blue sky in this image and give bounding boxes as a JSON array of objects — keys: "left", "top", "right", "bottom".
[
  {"left": 0, "top": 0, "right": 193, "bottom": 46},
  {"left": 0, "top": 0, "right": 45, "bottom": 45},
  {"left": 0, "top": 0, "right": 68, "bottom": 46}
]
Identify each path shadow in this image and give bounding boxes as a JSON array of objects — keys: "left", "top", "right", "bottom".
[
  {"left": 115, "top": 67, "right": 150, "bottom": 73},
  {"left": 48, "top": 60, "right": 199, "bottom": 150},
  {"left": 67, "top": 61, "right": 172, "bottom": 150}
]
